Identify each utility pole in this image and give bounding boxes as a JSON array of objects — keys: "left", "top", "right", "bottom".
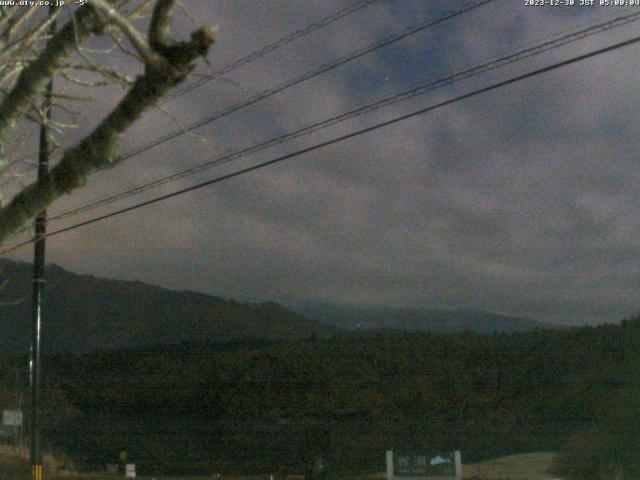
[{"left": 30, "top": 7, "right": 56, "bottom": 480}]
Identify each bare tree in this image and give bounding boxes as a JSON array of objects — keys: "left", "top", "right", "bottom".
[{"left": 0, "top": 0, "right": 215, "bottom": 244}]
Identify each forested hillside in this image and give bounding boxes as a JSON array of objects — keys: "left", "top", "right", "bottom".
[
  {"left": 0, "top": 260, "right": 338, "bottom": 354},
  {"left": 1, "top": 318, "right": 637, "bottom": 475},
  {"left": 0, "top": 260, "right": 562, "bottom": 357}
]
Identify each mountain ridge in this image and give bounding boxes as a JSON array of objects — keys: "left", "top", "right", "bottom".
[
  {"left": 0, "top": 259, "right": 338, "bottom": 354},
  {"left": 0, "top": 260, "right": 562, "bottom": 354},
  {"left": 292, "top": 301, "right": 561, "bottom": 334}
]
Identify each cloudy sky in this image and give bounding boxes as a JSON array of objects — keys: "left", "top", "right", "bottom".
[{"left": 3, "top": 0, "right": 640, "bottom": 325}]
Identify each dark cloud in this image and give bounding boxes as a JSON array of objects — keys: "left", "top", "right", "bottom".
[{"left": 5, "top": 0, "right": 639, "bottom": 325}]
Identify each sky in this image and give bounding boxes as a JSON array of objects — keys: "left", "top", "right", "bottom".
[{"left": 2, "top": 0, "right": 639, "bottom": 325}]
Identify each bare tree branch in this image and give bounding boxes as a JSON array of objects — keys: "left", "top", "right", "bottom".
[
  {"left": 0, "top": 6, "right": 104, "bottom": 171},
  {"left": 0, "top": 0, "right": 215, "bottom": 244},
  {"left": 90, "top": 0, "right": 162, "bottom": 64},
  {"left": 149, "top": 0, "right": 175, "bottom": 50}
]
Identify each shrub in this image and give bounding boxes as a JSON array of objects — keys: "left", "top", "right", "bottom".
[{"left": 554, "top": 424, "right": 640, "bottom": 480}]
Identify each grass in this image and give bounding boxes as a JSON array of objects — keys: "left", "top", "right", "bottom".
[
  {"left": 0, "top": 444, "right": 76, "bottom": 480},
  {"left": 462, "top": 452, "right": 561, "bottom": 480}
]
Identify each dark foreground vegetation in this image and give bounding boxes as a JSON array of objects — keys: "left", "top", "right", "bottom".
[{"left": 1, "top": 317, "right": 639, "bottom": 477}]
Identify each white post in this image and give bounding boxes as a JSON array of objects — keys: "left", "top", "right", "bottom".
[
  {"left": 386, "top": 450, "right": 394, "bottom": 480},
  {"left": 454, "top": 451, "right": 462, "bottom": 480}
]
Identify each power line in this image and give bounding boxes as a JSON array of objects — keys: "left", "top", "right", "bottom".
[
  {"left": 1, "top": 33, "right": 638, "bottom": 256},
  {"left": 162, "top": 0, "right": 383, "bottom": 103},
  {"left": 43, "top": 10, "right": 640, "bottom": 224},
  {"left": 1, "top": 0, "right": 494, "bottom": 187},
  {"left": 115, "top": 0, "right": 495, "bottom": 160},
  {"left": 0, "top": 0, "right": 382, "bottom": 181}
]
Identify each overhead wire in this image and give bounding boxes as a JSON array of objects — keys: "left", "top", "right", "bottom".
[
  {"left": 1, "top": 0, "right": 499, "bottom": 241},
  {"left": 1, "top": 32, "right": 638, "bottom": 256},
  {"left": 0, "top": 0, "right": 383, "bottom": 181},
  {"left": 162, "top": 0, "right": 383, "bottom": 103},
  {"left": 41, "top": 9, "right": 640, "bottom": 224},
  {"left": 109, "top": 0, "right": 495, "bottom": 162},
  {"left": 0, "top": 0, "right": 494, "bottom": 185}
]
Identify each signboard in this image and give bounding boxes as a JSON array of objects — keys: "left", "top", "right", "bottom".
[
  {"left": 2, "top": 410, "right": 23, "bottom": 427},
  {"left": 386, "top": 450, "right": 461, "bottom": 480},
  {"left": 125, "top": 463, "right": 136, "bottom": 478}
]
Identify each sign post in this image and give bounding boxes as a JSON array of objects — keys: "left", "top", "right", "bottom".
[
  {"left": 2, "top": 410, "right": 23, "bottom": 445},
  {"left": 2, "top": 410, "right": 23, "bottom": 427},
  {"left": 125, "top": 463, "right": 136, "bottom": 478},
  {"left": 386, "top": 450, "right": 462, "bottom": 480}
]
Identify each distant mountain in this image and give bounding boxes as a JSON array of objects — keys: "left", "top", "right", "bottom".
[
  {"left": 292, "top": 302, "right": 561, "bottom": 334},
  {"left": 0, "top": 260, "right": 339, "bottom": 354}
]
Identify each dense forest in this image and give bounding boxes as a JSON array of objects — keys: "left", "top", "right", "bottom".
[{"left": 1, "top": 318, "right": 639, "bottom": 476}]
